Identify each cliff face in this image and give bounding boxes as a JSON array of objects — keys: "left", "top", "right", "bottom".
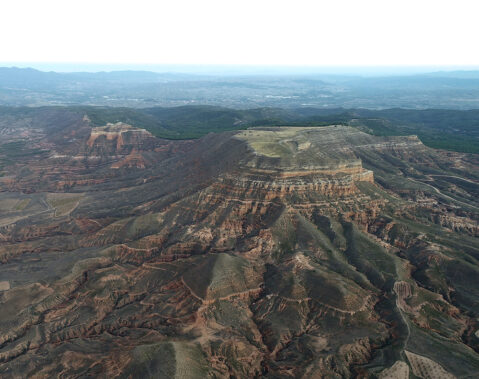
[
  {"left": 0, "top": 124, "right": 478, "bottom": 378},
  {"left": 86, "top": 122, "right": 158, "bottom": 154},
  {"left": 0, "top": 114, "right": 193, "bottom": 192},
  {"left": 231, "top": 126, "right": 374, "bottom": 199}
]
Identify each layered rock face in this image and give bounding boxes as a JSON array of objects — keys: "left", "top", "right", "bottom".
[
  {"left": 86, "top": 122, "right": 158, "bottom": 154},
  {"left": 0, "top": 122, "right": 479, "bottom": 378},
  {"left": 0, "top": 113, "right": 192, "bottom": 192},
  {"left": 230, "top": 127, "right": 374, "bottom": 199}
]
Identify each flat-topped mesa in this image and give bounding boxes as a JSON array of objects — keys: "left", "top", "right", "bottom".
[
  {"left": 86, "top": 122, "right": 157, "bottom": 153},
  {"left": 227, "top": 126, "right": 374, "bottom": 198}
]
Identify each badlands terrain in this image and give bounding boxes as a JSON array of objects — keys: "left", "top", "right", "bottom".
[{"left": 0, "top": 108, "right": 478, "bottom": 378}]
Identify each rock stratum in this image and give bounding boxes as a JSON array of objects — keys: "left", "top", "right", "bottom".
[{"left": 1, "top": 110, "right": 479, "bottom": 378}]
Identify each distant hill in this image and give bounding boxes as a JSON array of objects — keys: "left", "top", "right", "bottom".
[
  {"left": 423, "top": 70, "right": 479, "bottom": 79},
  {"left": 0, "top": 67, "right": 202, "bottom": 88},
  {"left": 78, "top": 105, "right": 479, "bottom": 152},
  {"left": 1, "top": 104, "right": 477, "bottom": 153}
]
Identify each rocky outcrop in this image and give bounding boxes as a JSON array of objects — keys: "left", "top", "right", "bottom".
[{"left": 85, "top": 122, "right": 158, "bottom": 156}]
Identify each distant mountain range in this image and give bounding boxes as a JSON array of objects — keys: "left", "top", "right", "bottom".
[{"left": 0, "top": 67, "right": 203, "bottom": 87}]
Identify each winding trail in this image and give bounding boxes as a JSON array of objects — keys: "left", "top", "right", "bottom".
[
  {"left": 393, "top": 283, "right": 411, "bottom": 353},
  {"left": 428, "top": 174, "right": 479, "bottom": 185},
  {"left": 408, "top": 178, "right": 479, "bottom": 211}
]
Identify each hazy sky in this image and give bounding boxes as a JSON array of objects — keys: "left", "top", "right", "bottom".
[{"left": 1, "top": 0, "right": 479, "bottom": 66}]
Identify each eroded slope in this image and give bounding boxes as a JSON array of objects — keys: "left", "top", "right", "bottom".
[{"left": 0, "top": 123, "right": 478, "bottom": 378}]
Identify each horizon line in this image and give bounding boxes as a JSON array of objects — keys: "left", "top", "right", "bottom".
[{"left": 2, "top": 63, "right": 479, "bottom": 76}]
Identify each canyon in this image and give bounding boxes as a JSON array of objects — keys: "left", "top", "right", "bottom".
[{"left": 0, "top": 109, "right": 478, "bottom": 378}]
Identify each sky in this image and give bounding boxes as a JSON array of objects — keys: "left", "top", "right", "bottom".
[{"left": 1, "top": 0, "right": 479, "bottom": 69}]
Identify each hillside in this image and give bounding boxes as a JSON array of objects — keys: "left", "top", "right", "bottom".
[
  {"left": 1, "top": 105, "right": 476, "bottom": 153},
  {"left": 0, "top": 113, "right": 478, "bottom": 377}
]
